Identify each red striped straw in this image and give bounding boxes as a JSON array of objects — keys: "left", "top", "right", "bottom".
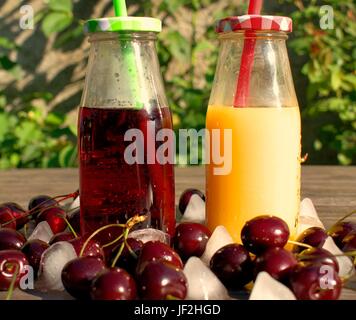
[{"left": 233, "top": 0, "right": 263, "bottom": 107}]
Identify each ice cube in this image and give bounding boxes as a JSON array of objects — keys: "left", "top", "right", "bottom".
[
  {"left": 181, "top": 194, "right": 206, "bottom": 224},
  {"left": 36, "top": 241, "right": 77, "bottom": 291},
  {"left": 67, "top": 195, "right": 80, "bottom": 217},
  {"left": 297, "top": 198, "right": 325, "bottom": 235},
  {"left": 200, "top": 226, "right": 234, "bottom": 265},
  {"left": 128, "top": 228, "right": 170, "bottom": 245},
  {"left": 28, "top": 221, "right": 54, "bottom": 243},
  {"left": 249, "top": 272, "right": 296, "bottom": 300},
  {"left": 322, "top": 236, "right": 355, "bottom": 278},
  {"left": 183, "top": 257, "right": 231, "bottom": 300}
]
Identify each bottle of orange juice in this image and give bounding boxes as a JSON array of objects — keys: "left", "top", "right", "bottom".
[{"left": 206, "top": 15, "right": 301, "bottom": 242}]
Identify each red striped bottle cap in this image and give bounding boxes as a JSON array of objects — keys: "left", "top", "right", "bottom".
[{"left": 216, "top": 15, "right": 293, "bottom": 33}]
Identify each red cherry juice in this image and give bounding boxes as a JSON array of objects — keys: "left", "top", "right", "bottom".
[{"left": 78, "top": 106, "right": 175, "bottom": 237}]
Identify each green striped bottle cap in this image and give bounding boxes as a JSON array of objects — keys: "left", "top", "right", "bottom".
[{"left": 84, "top": 17, "right": 162, "bottom": 33}]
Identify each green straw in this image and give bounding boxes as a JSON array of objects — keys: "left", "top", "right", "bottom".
[{"left": 112, "top": 0, "right": 144, "bottom": 109}]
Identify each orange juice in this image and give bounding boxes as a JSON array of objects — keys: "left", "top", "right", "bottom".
[{"left": 206, "top": 105, "right": 301, "bottom": 242}]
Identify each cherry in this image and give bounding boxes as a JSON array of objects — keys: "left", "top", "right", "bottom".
[
  {"left": 0, "top": 228, "right": 26, "bottom": 251},
  {"left": 49, "top": 232, "right": 76, "bottom": 245},
  {"left": 0, "top": 207, "right": 16, "bottom": 230},
  {"left": 111, "top": 238, "right": 143, "bottom": 275},
  {"left": 241, "top": 215, "right": 290, "bottom": 254},
  {"left": 68, "top": 208, "right": 80, "bottom": 234},
  {"left": 298, "top": 248, "right": 339, "bottom": 273},
  {"left": 136, "top": 241, "right": 183, "bottom": 275},
  {"left": 28, "top": 195, "right": 57, "bottom": 219},
  {"left": 254, "top": 247, "right": 298, "bottom": 282},
  {"left": 294, "top": 227, "right": 328, "bottom": 253},
  {"left": 289, "top": 264, "right": 342, "bottom": 300},
  {"left": 91, "top": 267, "right": 137, "bottom": 300},
  {"left": 61, "top": 256, "right": 106, "bottom": 300},
  {"left": 173, "top": 222, "right": 211, "bottom": 261},
  {"left": 178, "top": 188, "right": 205, "bottom": 214},
  {"left": 341, "top": 233, "right": 356, "bottom": 252},
  {"left": 21, "top": 239, "right": 49, "bottom": 277},
  {"left": 138, "top": 261, "right": 187, "bottom": 300},
  {"left": 69, "top": 237, "right": 105, "bottom": 260},
  {"left": 329, "top": 221, "right": 356, "bottom": 248},
  {"left": 36, "top": 207, "right": 67, "bottom": 234},
  {"left": 0, "top": 202, "right": 28, "bottom": 229},
  {"left": 210, "top": 243, "right": 253, "bottom": 289},
  {"left": 0, "top": 250, "right": 29, "bottom": 290}
]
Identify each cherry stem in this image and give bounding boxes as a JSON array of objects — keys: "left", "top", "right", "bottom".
[
  {"left": 111, "top": 230, "right": 129, "bottom": 268},
  {"left": 62, "top": 216, "right": 78, "bottom": 238},
  {"left": 125, "top": 239, "right": 137, "bottom": 259},
  {"left": 287, "top": 240, "right": 313, "bottom": 249},
  {"left": 5, "top": 263, "right": 19, "bottom": 301},
  {"left": 166, "top": 294, "right": 180, "bottom": 300},
  {"left": 79, "top": 223, "right": 125, "bottom": 257},
  {"left": 327, "top": 210, "right": 356, "bottom": 235}
]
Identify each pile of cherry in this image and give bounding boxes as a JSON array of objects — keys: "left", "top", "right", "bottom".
[{"left": 0, "top": 189, "right": 355, "bottom": 300}]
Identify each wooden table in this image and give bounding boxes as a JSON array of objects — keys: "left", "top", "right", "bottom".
[{"left": 0, "top": 166, "right": 355, "bottom": 300}]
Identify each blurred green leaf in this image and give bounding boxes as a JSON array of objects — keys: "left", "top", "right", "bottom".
[
  {"left": 42, "top": 12, "right": 73, "bottom": 37},
  {"left": 48, "top": 0, "right": 73, "bottom": 13}
]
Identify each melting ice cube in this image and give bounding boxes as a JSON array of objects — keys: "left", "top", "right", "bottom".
[
  {"left": 322, "top": 236, "right": 355, "bottom": 278},
  {"left": 297, "top": 198, "right": 325, "bottom": 235},
  {"left": 128, "top": 228, "right": 170, "bottom": 245},
  {"left": 183, "top": 257, "right": 231, "bottom": 300},
  {"left": 36, "top": 241, "right": 77, "bottom": 291},
  {"left": 28, "top": 221, "right": 54, "bottom": 243},
  {"left": 181, "top": 194, "right": 206, "bottom": 224},
  {"left": 249, "top": 272, "right": 296, "bottom": 300},
  {"left": 200, "top": 225, "right": 234, "bottom": 265}
]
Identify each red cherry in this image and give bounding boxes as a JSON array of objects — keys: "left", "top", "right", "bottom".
[
  {"left": 36, "top": 207, "right": 67, "bottom": 234},
  {"left": 173, "top": 222, "right": 211, "bottom": 261},
  {"left": 294, "top": 227, "right": 328, "bottom": 253},
  {"left": 0, "top": 207, "right": 16, "bottom": 230},
  {"left": 138, "top": 261, "right": 187, "bottom": 300},
  {"left": 1, "top": 203, "right": 28, "bottom": 229},
  {"left": 178, "top": 189, "right": 205, "bottom": 214},
  {"left": 61, "top": 256, "right": 106, "bottom": 300},
  {"left": 0, "top": 228, "right": 26, "bottom": 251},
  {"left": 254, "top": 247, "right": 298, "bottom": 282},
  {"left": 69, "top": 237, "right": 105, "bottom": 260},
  {"left": 49, "top": 232, "right": 76, "bottom": 245},
  {"left": 298, "top": 248, "right": 339, "bottom": 273},
  {"left": 68, "top": 208, "right": 80, "bottom": 234},
  {"left": 21, "top": 239, "right": 49, "bottom": 277},
  {"left": 91, "top": 267, "right": 137, "bottom": 300},
  {"left": 28, "top": 195, "right": 57, "bottom": 220},
  {"left": 289, "top": 264, "right": 342, "bottom": 300},
  {"left": 136, "top": 241, "right": 183, "bottom": 275},
  {"left": 329, "top": 221, "right": 356, "bottom": 248},
  {"left": 210, "top": 243, "right": 253, "bottom": 289},
  {"left": 241, "top": 215, "right": 290, "bottom": 254},
  {"left": 0, "top": 250, "right": 29, "bottom": 291},
  {"left": 341, "top": 233, "right": 356, "bottom": 252}
]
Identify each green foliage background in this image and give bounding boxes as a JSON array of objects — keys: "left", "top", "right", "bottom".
[{"left": 0, "top": 0, "right": 355, "bottom": 168}]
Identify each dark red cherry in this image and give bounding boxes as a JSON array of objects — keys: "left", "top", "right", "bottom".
[
  {"left": 254, "top": 247, "right": 298, "bottom": 282},
  {"left": 111, "top": 238, "right": 143, "bottom": 275},
  {"left": 298, "top": 248, "right": 339, "bottom": 273},
  {"left": 49, "top": 232, "right": 76, "bottom": 245},
  {"left": 0, "top": 250, "right": 29, "bottom": 290},
  {"left": 294, "top": 227, "right": 328, "bottom": 253},
  {"left": 341, "top": 233, "right": 356, "bottom": 252},
  {"left": 241, "top": 215, "right": 290, "bottom": 254},
  {"left": 179, "top": 189, "right": 205, "bottom": 214},
  {"left": 28, "top": 195, "right": 57, "bottom": 219},
  {"left": 0, "top": 228, "right": 26, "bottom": 251},
  {"left": 21, "top": 239, "right": 49, "bottom": 277},
  {"left": 136, "top": 241, "right": 183, "bottom": 275},
  {"left": 0, "top": 207, "right": 16, "bottom": 230},
  {"left": 138, "top": 261, "right": 187, "bottom": 300},
  {"left": 36, "top": 207, "right": 67, "bottom": 234},
  {"left": 210, "top": 243, "right": 253, "bottom": 289},
  {"left": 1, "top": 203, "right": 28, "bottom": 229},
  {"left": 61, "top": 256, "right": 106, "bottom": 300},
  {"left": 68, "top": 208, "right": 80, "bottom": 234},
  {"left": 329, "top": 221, "right": 356, "bottom": 248},
  {"left": 173, "top": 222, "right": 211, "bottom": 261},
  {"left": 69, "top": 237, "right": 105, "bottom": 260},
  {"left": 289, "top": 264, "right": 342, "bottom": 300},
  {"left": 91, "top": 267, "right": 137, "bottom": 300}
]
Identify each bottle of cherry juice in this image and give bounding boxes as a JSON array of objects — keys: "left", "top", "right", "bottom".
[{"left": 78, "top": 17, "right": 175, "bottom": 237}]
